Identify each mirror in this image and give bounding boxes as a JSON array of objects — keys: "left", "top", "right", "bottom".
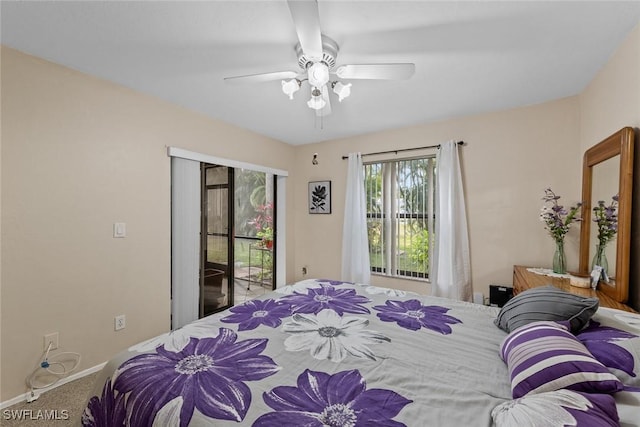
[
  {"left": 579, "top": 127, "right": 634, "bottom": 302},
  {"left": 589, "top": 157, "right": 619, "bottom": 279}
]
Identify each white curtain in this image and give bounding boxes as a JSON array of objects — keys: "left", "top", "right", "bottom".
[
  {"left": 341, "top": 153, "right": 371, "bottom": 284},
  {"left": 430, "top": 141, "right": 471, "bottom": 301},
  {"left": 171, "top": 157, "right": 201, "bottom": 329}
]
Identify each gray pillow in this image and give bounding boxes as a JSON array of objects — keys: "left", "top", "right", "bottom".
[{"left": 494, "top": 285, "right": 599, "bottom": 333}]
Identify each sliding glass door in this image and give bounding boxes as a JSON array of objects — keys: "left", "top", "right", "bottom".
[
  {"left": 200, "top": 166, "right": 277, "bottom": 316},
  {"left": 201, "top": 164, "right": 234, "bottom": 316},
  {"left": 170, "top": 147, "right": 287, "bottom": 330}
]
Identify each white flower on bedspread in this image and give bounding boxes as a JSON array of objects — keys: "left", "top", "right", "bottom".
[
  {"left": 283, "top": 309, "right": 390, "bottom": 362},
  {"left": 315, "top": 279, "right": 353, "bottom": 286},
  {"left": 492, "top": 389, "right": 619, "bottom": 427},
  {"left": 273, "top": 279, "right": 320, "bottom": 295},
  {"left": 127, "top": 317, "right": 219, "bottom": 353},
  {"left": 492, "top": 390, "right": 585, "bottom": 427},
  {"left": 362, "top": 285, "right": 409, "bottom": 297}
]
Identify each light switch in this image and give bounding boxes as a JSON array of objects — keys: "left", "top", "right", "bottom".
[{"left": 114, "top": 222, "right": 126, "bottom": 238}]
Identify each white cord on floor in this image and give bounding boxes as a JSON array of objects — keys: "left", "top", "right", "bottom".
[{"left": 25, "top": 342, "right": 81, "bottom": 402}]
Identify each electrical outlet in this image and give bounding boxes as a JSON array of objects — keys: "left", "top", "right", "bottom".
[
  {"left": 44, "top": 332, "right": 59, "bottom": 351},
  {"left": 115, "top": 315, "right": 126, "bottom": 331}
]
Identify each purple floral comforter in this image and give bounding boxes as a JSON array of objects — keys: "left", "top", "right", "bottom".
[{"left": 80, "top": 280, "right": 515, "bottom": 426}]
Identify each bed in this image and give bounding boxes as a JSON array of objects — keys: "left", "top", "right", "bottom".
[{"left": 81, "top": 279, "right": 640, "bottom": 426}]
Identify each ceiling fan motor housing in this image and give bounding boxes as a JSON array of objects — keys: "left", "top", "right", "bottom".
[{"left": 295, "top": 34, "right": 338, "bottom": 70}]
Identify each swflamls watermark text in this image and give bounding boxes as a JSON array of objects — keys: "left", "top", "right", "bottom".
[{"left": 2, "top": 409, "right": 69, "bottom": 421}]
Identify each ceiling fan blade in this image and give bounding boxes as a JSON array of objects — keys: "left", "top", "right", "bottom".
[
  {"left": 224, "top": 70, "right": 299, "bottom": 85},
  {"left": 335, "top": 63, "right": 416, "bottom": 80},
  {"left": 316, "top": 84, "right": 332, "bottom": 117},
  {"left": 287, "top": 0, "right": 323, "bottom": 60}
]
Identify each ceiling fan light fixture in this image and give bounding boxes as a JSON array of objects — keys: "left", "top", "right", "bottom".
[
  {"left": 307, "top": 62, "right": 330, "bottom": 88},
  {"left": 307, "top": 88, "right": 326, "bottom": 110},
  {"left": 281, "top": 78, "right": 301, "bottom": 100},
  {"left": 225, "top": 2, "right": 417, "bottom": 118},
  {"left": 332, "top": 81, "right": 352, "bottom": 102}
]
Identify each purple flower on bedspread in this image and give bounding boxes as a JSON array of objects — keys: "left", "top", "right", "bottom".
[
  {"left": 373, "top": 299, "right": 461, "bottom": 333},
  {"left": 113, "top": 328, "right": 280, "bottom": 427},
  {"left": 576, "top": 320, "right": 637, "bottom": 378},
  {"left": 81, "top": 379, "right": 126, "bottom": 427},
  {"left": 253, "top": 369, "right": 412, "bottom": 427},
  {"left": 283, "top": 309, "right": 390, "bottom": 362},
  {"left": 278, "top": 284, "right": 371, "bottom": 315},
  {"left": 316, "top": 279, "right": 352, "bottom": 286},
  {"left": 221, "top": 298, "right": 292, "bottom": 331}
]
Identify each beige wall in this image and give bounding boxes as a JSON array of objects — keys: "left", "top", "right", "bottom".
[
  {"left": 0, "top": 47, "right": 296, "bottom": 401},
  {"left": 579, "top": 22, "right": 640, "bottom": 151},
  {"left": 293, "top": 97, "right": 582, "bottom": 295},
  {"left": 579, "top": 21, "right": 640, "bottom": 310}
]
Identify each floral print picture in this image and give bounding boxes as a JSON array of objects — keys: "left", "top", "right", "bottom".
[{"left": 309, "top": 180, "right": 331, "bottom": 214}]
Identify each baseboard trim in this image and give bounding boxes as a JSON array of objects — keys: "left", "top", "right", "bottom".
[{"left": 0, "top": 362, "right": 107, "bottom": 410}]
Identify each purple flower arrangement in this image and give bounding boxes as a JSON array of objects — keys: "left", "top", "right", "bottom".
[
  {"left": 592, "top": 194, "right": 618, "bottom": 246},
  {"left": 540, "top": 188, "right": 582, "bottom": 243}
]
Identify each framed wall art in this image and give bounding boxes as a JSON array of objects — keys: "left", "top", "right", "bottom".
[{"left": 308, "top": 180, "right": 331, "bottom": 214}]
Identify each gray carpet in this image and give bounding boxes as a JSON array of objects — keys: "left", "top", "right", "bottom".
[{"left": 2, "top": 372, "right": 98, "bottom": 426}]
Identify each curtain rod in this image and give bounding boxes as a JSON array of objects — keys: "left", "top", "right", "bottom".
[{"left": 341, "top": 141, "right": 465, "bottom": 160}]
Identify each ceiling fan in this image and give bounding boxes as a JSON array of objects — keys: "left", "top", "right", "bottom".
[{"left": 224, "top": 0, "right": 415, "bottom": 116}]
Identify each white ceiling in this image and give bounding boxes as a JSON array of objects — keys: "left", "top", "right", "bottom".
[{"left": 2, "top": 1, "right": 640, "bottom": 145}]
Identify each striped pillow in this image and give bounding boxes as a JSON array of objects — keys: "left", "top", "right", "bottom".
[{"left": 500, "top": 321, "right": 623, "bottom": 398}]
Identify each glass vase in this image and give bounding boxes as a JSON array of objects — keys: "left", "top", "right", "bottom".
[
  {"left": 553, "top": 240, "right": 566, "bottom": 274},
  {"left": 591, "top": 244, "right": 608, "bottom": 275}
]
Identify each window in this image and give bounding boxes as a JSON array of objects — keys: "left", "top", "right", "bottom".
[{"left": 365, "top": 157, "right": 436, "bottom": 279}]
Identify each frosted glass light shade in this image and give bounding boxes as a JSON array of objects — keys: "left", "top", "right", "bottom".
[
  {"left": 307, "top": 62, "right": 330, "bottom": 88},
  {"left": 307, "top": 89, "right": 326, "bottom": 110},
  {"left": 281, "top": 79, "right": 300, "bottom": 100},
  {"left": 332, "top": 81, "right": 352, "bottom": 102}
]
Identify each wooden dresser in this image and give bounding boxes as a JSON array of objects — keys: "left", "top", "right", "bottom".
[{"left": 513, "top": 265, "right": 636, "bottom": 313}]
